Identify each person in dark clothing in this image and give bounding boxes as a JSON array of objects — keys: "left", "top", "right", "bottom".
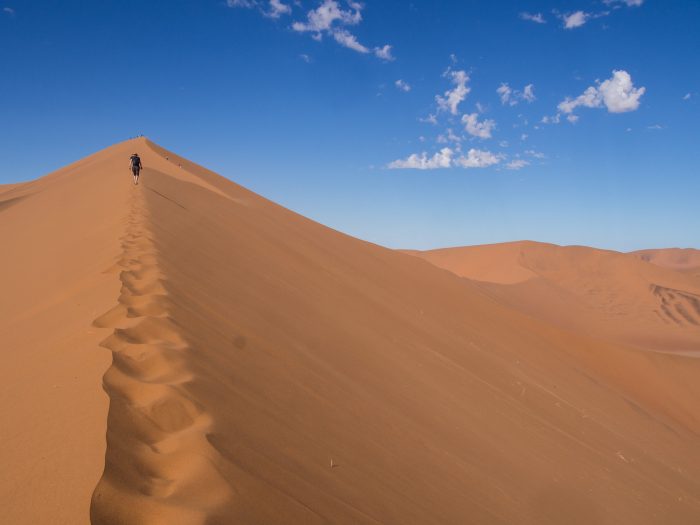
[{"left": 130, "top": 153, "right": 143, "bottom": 185}]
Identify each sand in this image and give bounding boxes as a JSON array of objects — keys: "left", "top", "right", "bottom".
[
  {"left": 408, "top": 242, "right": 700, "bottom": 353},
  {"left": 2, "top": 138, "right": 700, "bottom": 524}
]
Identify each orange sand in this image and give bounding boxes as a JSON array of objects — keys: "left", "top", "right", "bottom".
[{"left": 2, "top": 139, "right": 700, "bottom": 524}]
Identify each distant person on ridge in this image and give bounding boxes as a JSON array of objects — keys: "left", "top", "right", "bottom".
[{"left": 130, "top": 153, "right": 143, "bottom": 185}]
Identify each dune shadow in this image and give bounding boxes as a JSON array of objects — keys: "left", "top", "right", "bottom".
[{"left": 0, "top": 194, "right": 30, "bottom": 213}]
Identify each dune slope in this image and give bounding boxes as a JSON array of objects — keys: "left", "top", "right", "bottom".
[
  {"left": 3, "top": 139, "right": 700, "bottom": 524},
  {"left": 632, "top": 248, "right": 700, "bottom": 280},
  {"left": 408, "top": 242, "right": 700, "bottom": 353},
  {"left": 0, "top": 144, "right": 131, "bottom": 524}
]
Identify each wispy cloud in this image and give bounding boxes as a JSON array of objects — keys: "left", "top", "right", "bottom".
[
  {"left": 3, "top": 6, "right": 15, "bottom": 15},
  {"left": 388, "top": 147, "right": 501, "bottom": 170},
  {"left": 229, "top": 0, "right": 393, "bottom": 60},
  {"left": 525, "top": 150, "right": 546, "bottom": 159},
  {"left": 462, "top": 113, "right": 496, "bottom": 139},
  {"left": 561, "top": 10, "right": 589, "bottom": 29},
  {"left": 604, "top": 0, "right": 644, "bottom": 7},
  {"left": 506, "top": 159, "right": 529, "bottom": 170},
  {"left": 395, "top": 79, "right": 411, "bottom": 92},
  {"left": 436, "top": 69, "right": 470, "bottom": 115},
  {"left": 291, "top": 0, "right": 392, "bottom": 59},
  {"left": 227, "top": 0, "right": 291, "bottom": 19},
  {"left": 455, "top": 148, "right": 502, "bottom": 168},
  {"left": 388, "top": 148, "right": 454, "bottom": 170},
  {"left": 497, "top": 83, "right": 535, "bottom": 106},
  {"left": 374, "top": 44, "right": 394, "bottom": 61},
  {"left": 520, "top": 12, "right": 546, "bottom": 24},
  {"left": 267, "top": 0, "right": 291, "bottom": 18},
  {"left": 419, "top": 114, "right": 438, "bottom": 125}
]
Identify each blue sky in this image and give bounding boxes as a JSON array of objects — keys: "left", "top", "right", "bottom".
[{"left": 1, "top": 0, "right": 698, "bottom": 250}]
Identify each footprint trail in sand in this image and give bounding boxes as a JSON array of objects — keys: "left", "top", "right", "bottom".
[{"left": 90, "top": 187, "right": 233, "bottom": 525}]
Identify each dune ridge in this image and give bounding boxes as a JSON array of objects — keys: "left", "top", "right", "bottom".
[{"left": 90, "top": 185, "right": 233, "bottom": 523}]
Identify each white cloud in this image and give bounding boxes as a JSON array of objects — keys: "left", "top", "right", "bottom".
[
  {"left": 557, "top": 70, "right": 645, "bottom": 118},
  {"left": 506, "top": 159, "right": 529, "bottom": 170},
  {"left": 520, "top": 133, "right": 528, "bottom": 141},
  {"left": 395, "top": 79, "right": 411, "bottom": 92},
  {"left": 497, "top": 83, "right": 512, "bottom": 105},
  {"left": 520, "top": 12, "right": 546, "bottom": 24},
  {"left": 227, "top": 0, "right": 291, "bottom": 18},
  {"left": 541, "top": 113, "right": 561, "bottom": 124},
  {"left": 462, "top": 113, "right": 496, "bottom": 139},
  {"left": 497, "top": 83, "right": 535, "bottom": 106},
  {"left": 374, "top": 44, "right": 394, "bottom": 61},
  {"left": 683, "top": 93, "right": 691, "bottom": 100},
  {"left": 647, "top": 123, "right": 664, "bottom": 130},
  {"left": 419, "top": 114, "right": 438, "bottom": 125},
  {"left": 332, "top": 28, "right": 368, "bottom": 53},
  {"left": 388, "top": 147, "right": 501, "bottom": 170},
  {"left": 604, "top": 0, "right": 644, "bottom": 6},
  {"left": 598, "top": 70, "right": 645, "bottom": 112},
  {"left": 388, "top": 148, "right": 454, "bottom": 170},
  {"left": 522, "top": 84, "right": 536, "bottom": 102},
  {"left": 437, "top": 128, "right": 463, "bottom": 144},
  {"left": 562, "top": 11, "right": 588, "bottom": 29},
  {"left": 567, "top": 114, "right": 579, "bottom": 123},
  {"left": 525, "top": 150, "right": 546, "bottom": 159},
  {"left": 299, "top": 53, "right": 311, "bottom": 63},
  {"left": 447, "top": 128, "right": 462, "bottom": 143},
  {"left": 292, "top": 0, "right": 361, "bottom": 32},
  {"left": 455, "top": 148, "right": 502, "bottom": 168},
  {"left": 266, "top": 0, "right": 291, "bottom": 18},
  {"left": 289, "top": 0, "right": 391, "bottom": 60},
  {"left": 436, "top": 70, "right": 470, "bottom": 115},
  {"left": 2, "top": 6, "right": 15, "bottom": 14}
]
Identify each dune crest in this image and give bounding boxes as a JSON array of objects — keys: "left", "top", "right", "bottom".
[{"left": 90, "top": 187, "right": 233, "bottom": 524}]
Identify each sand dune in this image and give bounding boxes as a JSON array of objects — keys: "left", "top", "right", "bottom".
[
  {"left": 2, "top": 139, "right": 700, "bottom": 524},
  {"left": 408, "top": 242, "right": 700, "bottom": 354},
  {"left": 632, "top": 248, "right": 700, "bottom": 281}
]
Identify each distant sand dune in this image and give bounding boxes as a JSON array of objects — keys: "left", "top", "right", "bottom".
[{"left": 407, "top": 242, "right": 700, "bottom": 353}]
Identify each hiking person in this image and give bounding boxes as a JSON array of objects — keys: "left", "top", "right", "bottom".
[{"left": 130, "top": 153, "right": 143, "bottom": 185}]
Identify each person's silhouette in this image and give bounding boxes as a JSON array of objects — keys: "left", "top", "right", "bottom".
[{"left": 130, "top": 153, "right": 143, "bottom": 185}]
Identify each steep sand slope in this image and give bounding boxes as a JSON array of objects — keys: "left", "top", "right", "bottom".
[
  {"left": 408, "top": 242, "right": 700, "bottom": 353},
  {"left": 4, "top": 140, "right": 700, "bottom": 524},
  {"left": 94, "top": 141, "right": 700, "bottom": 524},
  {"left": 0, "top": 143, "right": 133, "bottom": 523}
]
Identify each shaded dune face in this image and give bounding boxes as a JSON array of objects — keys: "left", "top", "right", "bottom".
[
  {"left": 3, "top": 139, "right": 700, "bottom": 524},
  {"left": 407, "top": 243, "right": 700, "bottom": 353}
]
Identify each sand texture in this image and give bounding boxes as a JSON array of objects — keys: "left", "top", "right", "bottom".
[{"left": 2, "top": 138, "right": 700, "bottom": 524}]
